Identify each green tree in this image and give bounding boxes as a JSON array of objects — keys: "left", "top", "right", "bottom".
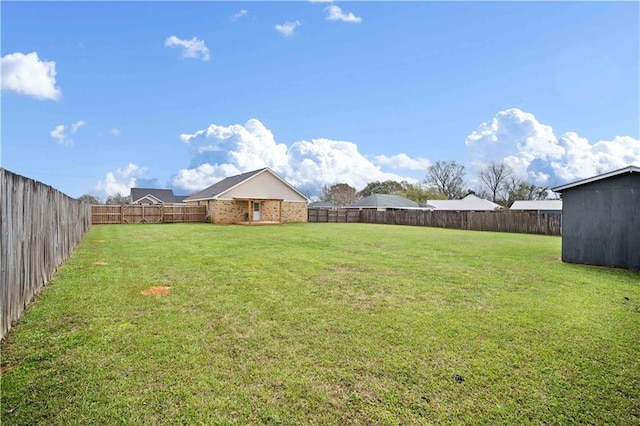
[
  {"left": 77, "top": 194, "right": 102, "bottom": 204},
  {"left": 320, "top": 183, "right": 358, "bottom": 207},
  {"left": 504, "top": 177, "right": 549, "bottom": 207},
  {"left": 358, "top": 180, "right": 404, "bottom": 198},
  {"left": 105, "top": 193, "right": 131, "bottom": 205},
  {"left": 395, "top": 183, "right": 445, "bottom": 203},
  {"left": 425, "top": 161, "right": 466, "bottom": 199},
  {"left": 479, "top": 161, "right": 513, "bottom": 202}
]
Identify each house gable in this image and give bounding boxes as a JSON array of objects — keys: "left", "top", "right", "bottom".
[
  {"left": 345, "top": 194, "right": 422, "bottom": 210},
  {"left": 428, "top": 194, "right": 501, "bottom": 211},
  {"left": 221, "top": 169, "right": 307, "bottom": 201},
  {"left": 131, "top": 187, "right": 184, "bottom": 204},
  {"left": 185, "top": 168, "right": 308, "bottom": 202},
  {"left": 133, "top": 194, "right": 164, "bottom": 204}
]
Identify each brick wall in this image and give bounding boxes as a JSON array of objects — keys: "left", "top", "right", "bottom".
[
  {"left": 209, "top": 200, "right": 246, "bottom": 224},
  {"left": 190, "top": 199, "right": 308, "bottom": 224},
  {"left": 282, "top": 201, "right": 307, "bottom": 222}
]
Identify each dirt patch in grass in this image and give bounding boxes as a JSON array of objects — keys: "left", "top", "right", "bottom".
[
  {"left": 0, "top": 363, "right": 15, "bottom": 375},
  {"left": 92, "top": 261, "right": 109, "bottom": 266},
  {"left": 140, "top": 286, "right": 171, "bottom": 296},
  {"left": 94, "top": 240, "right": 107, "bottom": 243}
]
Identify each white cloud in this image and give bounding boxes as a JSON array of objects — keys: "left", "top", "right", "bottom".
[
  {"left": 326, "top": 5, "right": 362, "bottom": 23},
  {"left": 50, "top": 125, "right": 66, "bottom": 144},
  {"left": 551, "top": 134, "right": 640, "bottom": 182},
  {"left": 50, "top": 120, "right": 85, "bottom": 146},
  {"left": 275, "top": 20, "right": 301, "bottom": 37},
  {"left": 164, "top": 36, "right": 210, "bottom": 61},
  {"left": 374, "top": 154, "right": 431, "bottom": 171},
  {"left": 172, "top": 163, "right": 243, "bottom": 193},
  {"left": 465, "top": 108, "right": 640, "bottom": 185},
  {"left": 94, "top": 163, "right": 147, "bottom": 199},
  {"left": 172, "top": 119, "right": 416, "bottom": 195},
  {"left": 70, "top": 120, "right": 85, "bottom": 133},
  {"left": 110, "top": 127, "right": 121, "bottom": 137},
  {"left": 232, "top": 9, "right": 249, "bottom": 20},
  {"left": 1, "top": 52, "right": 62, "bottom": 100}
]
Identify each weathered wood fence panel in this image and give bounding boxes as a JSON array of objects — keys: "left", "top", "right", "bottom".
[
  {"left": 308, "top": 208, "right": 561, "bottom": 236},
  {"left": 1, "top": 169, "right": 91, "bottom": 339},
  {"left": 308, "top": 208, "right": 361, "bottom": 223},
  {"left": 91, "top": 204, "right": 206, "bottom": 224}
]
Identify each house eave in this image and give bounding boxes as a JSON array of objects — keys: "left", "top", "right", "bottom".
[
  {"left": 233, "top": 197, "right": 285, "bottom": 202},
  {"left": 184, "top": 196, "right": 217, "bottom": 203},
  {"left": 552, "top": 165, "right": 640, "bottom": 192}
]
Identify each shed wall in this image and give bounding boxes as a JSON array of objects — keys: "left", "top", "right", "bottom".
[{"left": 561, "top": 173, "right": 640, "bottom": 270}]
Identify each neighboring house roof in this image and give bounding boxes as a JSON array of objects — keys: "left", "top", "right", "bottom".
[
  {"left": 183, "top": 167, "right": 309, "bottom": 202},
  {"left": 552, "top": 165, "right": 640, "bottom": 192},
  {"left": 345, "top": 194, "right": 423, "bottom": 209},
  {"left": 427, "top": 194, "right": 501, "bottom": 211},
  {"left": 309, "top": 201, "right": 336, "bottom": 209},
  {"left": 510, "top": 200, "right": 562, "bottom": 211},
  {"left": 130, "top": 188, "right": 185, "bottom": 204}
]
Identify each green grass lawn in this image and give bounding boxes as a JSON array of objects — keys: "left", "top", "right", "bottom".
[{"left": 2, "top": 223, "right": 638, "bottom": 425}]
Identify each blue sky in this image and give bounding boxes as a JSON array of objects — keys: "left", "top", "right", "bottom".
[{"left": 2, "top": 1, "right": 639, "bottom": 199}]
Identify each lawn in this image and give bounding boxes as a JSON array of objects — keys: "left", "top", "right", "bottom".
[{"left": 1, "top": 223, "right": 638, "bottom": 425}]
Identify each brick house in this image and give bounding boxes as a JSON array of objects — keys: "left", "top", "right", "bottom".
[{"left": 183, "top": 168, "right": 309, "bottom": 224}]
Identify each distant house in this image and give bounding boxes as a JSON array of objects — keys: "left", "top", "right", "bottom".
[
  {"left": 510, "top": 199, "right": 562, "bottom": 215},
  {"left": 130, "top": 188, "right": 187, "bottom": 205},
  {"left": 552, "top": 165, "right": 640, "bottom": 270},
  {"left": 345, "top": 194, "right": 432, "bottom": 211},
  {"left": 183, "top": 167, "right": 308, "bottom": 224},
  {"left": 308, "top": 201, "right": 337, "bottom": 209},
  {"left": 428, "top": 194, "right": 501, "bottom": 211}
]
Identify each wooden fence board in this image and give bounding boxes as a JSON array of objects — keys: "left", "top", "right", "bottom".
[
  {"left": 91, "top": 204, "right": 206, "bottom": 224},
  {"left": 1, "top": 169, "right": 91, "bottom": 339},
  {"left": 308, "top": 208, "right": 561, "bottom": 236}
]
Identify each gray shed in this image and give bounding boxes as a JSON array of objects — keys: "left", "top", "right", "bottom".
[{"left": 552, "top": 165, "right": 640, "bottom": 270}]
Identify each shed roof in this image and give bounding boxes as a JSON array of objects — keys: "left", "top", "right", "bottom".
[
  {"left": 346, "top": 194, "right": 421, "bottom": 209},
  {"left": 427, "top": 194, "right": 501, "bottom": 211},
  {"left": 552, "top": 165, "right": 640, "bottom": 192},
  {"left": 510, "top": 199, "right": 562, "bottom": 211}
]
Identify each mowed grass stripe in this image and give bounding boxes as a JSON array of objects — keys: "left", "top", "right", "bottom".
[{"left": 2, "top": 223, "right": 638, "bottom": 425}]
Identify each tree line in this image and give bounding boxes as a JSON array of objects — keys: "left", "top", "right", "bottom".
[
  {"left": 77, "top": 193, "right": 130, "bottom": 205},
  {"left": 78, "top": 160, "right": 551, "bottom": 207},
  {"left": 320, "top": 160, "right": 552, "bottom": 207}
]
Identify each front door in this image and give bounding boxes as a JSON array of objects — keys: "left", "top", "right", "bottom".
[{"left": 252, "top": 201, "right": 261, "bottom": 221}]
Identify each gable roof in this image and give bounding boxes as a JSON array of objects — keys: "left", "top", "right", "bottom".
[
  {"left": 427, "top": 194, "right": 501, "bottom": 211},
  {"left": 510, "top": 199, "right": 562, "bottom": 211},
  {"left": 309, "top": 201, "right": 336, "bottom": 209},
  {"left": 552, "top": 165, "right": 640, "bottom": 192},
  {"left": 183, "top": 167, "right": 309, "bottom": 202},
  {"left": 130, "top": 188, "right": 185, "bottom": 204},
  {"left": 346, "top": 193, "right": 421, "bottom": 209}
]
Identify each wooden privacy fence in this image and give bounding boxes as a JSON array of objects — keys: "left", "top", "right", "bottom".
[
  {"left": 1, "top": 169, "right": 91, "bottom": 339},
  {"left": 309, "top": 208, "right": 562, "bottom": 236},
  {"left": 92, "top": 204, "right": 206, "bottom": 224},
  {"left": 308, "top": 208, "right": 361, "bottom": 223}
]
